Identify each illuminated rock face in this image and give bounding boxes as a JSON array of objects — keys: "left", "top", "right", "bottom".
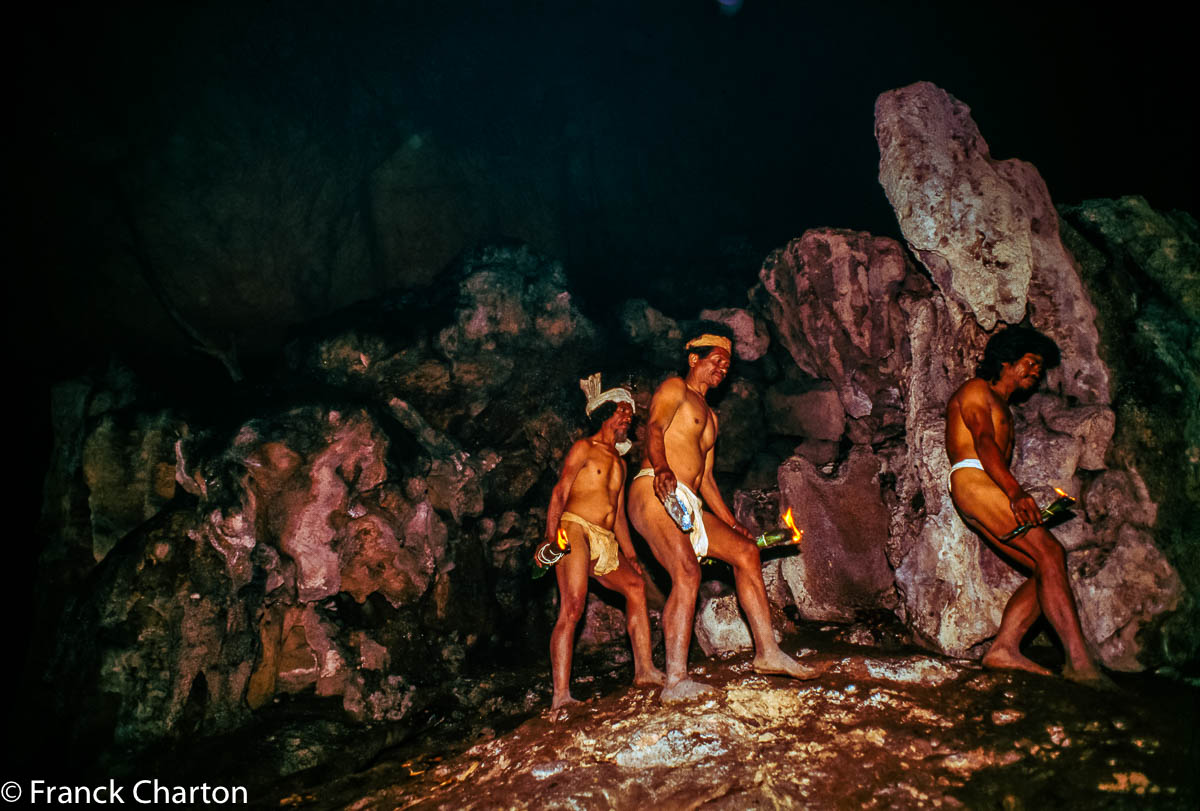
[
  {"left": 875, "top": 80, "right": 1109, "bottom": 407},
  {"left": 754, "top": 228, "right": 918, "bottom": 422},
  {"left": 42, "top": 244, "right": 609, "bottom": 752},
  {"left": 748, "top": 172, "right": 1181, "bottom": 666},
  {"left": 869, "top": 83, "right": 1180, "bottom": 665},
  {"left": 775, "top": 448, "right": 897, "bottom": 623},
  {"left": 875, "top": 81, "right": 1035, "bottom": 332}
]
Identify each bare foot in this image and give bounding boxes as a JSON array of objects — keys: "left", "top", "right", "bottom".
[
  {"left": 634, "top": 666, "right": 666, "bottom": 687},
  {"left": 752, "top": 649, "right": 824, "bottom": 680},
  {"left": 551, "top": 694, "right": 583, "bottom": 710},
  {"left": 1063, "top": 662, "right": 1119, "bottom": 691},
  {"left": 660, "top": 678, "right": 720, "bottom": 704},
  {"left": 982, "top": 647, "right": 1054, "bottom": 677}
]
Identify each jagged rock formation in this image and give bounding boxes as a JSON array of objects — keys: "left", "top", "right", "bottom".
[
  {"left": 874, "top": 82, "right": 1181, "bottom": 664},
  {"left": 36, "top": 245, "right": 625, "bottom": 764},
  {"left": 29, "top": 101, "right": 1195, "bottom": 791},
  {"left": 343, "top": 646, "right": 1195, "bottom": 809},
  {"left": 775, "top": 448, "right": 897, "bottom": 622},
  {"left": 1058, "top": 197, "right": 1200, "bottom": 664}
]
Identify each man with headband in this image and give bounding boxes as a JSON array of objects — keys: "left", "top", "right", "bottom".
[
  {"left": 536, "top": 373, "right": 665, "bottom": 709},
  {"left": 628, "top": 326, "right": 819, "bottom": 703}
]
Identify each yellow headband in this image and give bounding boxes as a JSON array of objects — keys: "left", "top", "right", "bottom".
[{"left": 685, "top": 334, "right": 732, "bottom": 354}]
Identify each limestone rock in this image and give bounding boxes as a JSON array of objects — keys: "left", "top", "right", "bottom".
[
  {"left": 875, "top": 80, "right": 1109, "bottom": 406},
  {"left": 1059, "top": 199, "right": 1199, "bottom": 664},
  {"left": 777, "top": 447, "right": 897, "bottom": 621},
  {"left": 694, "top": 583, "right": 754, "bottom": 657},
  {"left": 698, "top": 306, "right": 770, "bottom": 361},
  {"left": 82, "top": 411, "right": 183, "bottom": 561},
  {"left": 875, "top": 82, "right": 1031, "bottom": 329},
  {"left": 575, "top": 594, "right": 629, "bottom": 655},
  {"left": 764, "top": 379, "right": 845, "bottom": 440},
  {"left": 619, "top": 298, "right": 683, "bottom": 368},
  {"left": 753, "top": 228, "right": 920, "bottom": 419},
  {"left": 714, "top": 378, "right": 765, "bottom": 474},
  {"left": 885, "top": 293, "right": 1014, "bottom": 656},
  {"left": 1073, "top": 525, "right": 1184, "bottom": 671}
]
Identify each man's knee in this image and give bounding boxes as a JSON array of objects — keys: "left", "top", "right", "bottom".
[
  {"left": 624, "top": 577, "right": 647, "bottom": 605},
  {"left": 1025, "top": 531, "right": 1066, "bottom": 570},
  {"left": 670, "top": 557, "right": 702, "bottom": 593},
  {"left": 729, "top": 539, "right": 762, "bottom": 572},
  {"left": 557, "top": 591, "right": 587, "bottom": 623}
]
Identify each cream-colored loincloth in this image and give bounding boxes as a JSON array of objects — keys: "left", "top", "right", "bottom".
[
  {"left": 560, "top": 511, "right": 620, "bottom": 576},
  {"left": 948, "top": 457, "right": 984, "bottom": 493},
  {"left": 633, "top": 469, "right": 709, "bottom": 559}
]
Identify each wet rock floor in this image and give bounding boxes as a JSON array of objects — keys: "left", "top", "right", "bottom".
[{"left": 252, "top": 623, "right": 1198, "bottom": 810}]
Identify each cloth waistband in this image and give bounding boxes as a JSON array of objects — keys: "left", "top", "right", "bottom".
[
  {"left": 560, "top": 511, "right": 620, "bottom": 576},
  {"left": 949, "top": 458, "right": 984, "bottom": 474}
]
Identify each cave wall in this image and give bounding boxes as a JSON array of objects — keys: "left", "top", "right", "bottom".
[{"left": 26, "top": 81, "right": 1197, "bottom": 778}]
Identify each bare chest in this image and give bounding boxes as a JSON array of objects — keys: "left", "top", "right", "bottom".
[{"left": 675, "top": 392, "right": 717, "bottom": 450}]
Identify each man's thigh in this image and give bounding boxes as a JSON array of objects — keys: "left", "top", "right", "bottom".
[
  {"left": 950, "top": 468, "right": 1036, "bottom": 569},
  {"left": 595, "top": 550, "right": 643, "bottom": 598},
  {"left": 628, "top": 477, "right": 698, "bottom": 574},
  {"left": 555, "top": 522, "right": 594, "bottom": 598},
  {"left": 700, "top": 511, "right": 757, "bottom": 565}
]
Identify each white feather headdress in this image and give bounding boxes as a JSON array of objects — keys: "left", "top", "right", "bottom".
[{"left": 579, "top": 373, "right": 635, "bottom": 455}]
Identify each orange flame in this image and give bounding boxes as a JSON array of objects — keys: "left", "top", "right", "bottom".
[
  {"left": 1054, "top": 487, "right": 1070, "bottom": 498},
  {"left": 556, "top": 527, "right": 570, "bottom": 550},
  {"left": 781, "top": 507, "right": 803, "bottom": 544}
]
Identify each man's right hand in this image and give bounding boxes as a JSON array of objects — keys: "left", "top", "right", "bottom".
[
  {"left": 653, "top": 467, "right": 677, "bottom": 503},
  {"left": 1008, "top": 489, "right": 1042, "bottom": 528}
]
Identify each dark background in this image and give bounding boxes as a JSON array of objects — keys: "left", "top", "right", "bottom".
[
  {"left": 5, "top": 0, "right": 1195, "bottom": 765},
  {"left": 13, "top": 0, "right": 1194, "bottom": 372}
]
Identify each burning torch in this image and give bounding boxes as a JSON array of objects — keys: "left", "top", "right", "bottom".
[
  {"left": 754, "top": 507, "right": 804, "bottom": 549},
  {"left": 705, "top": 507, "right": 804, "bottom": 564},
  {"left": 999, "top": 488, "right": 1077, "bottom": 542},
  {"left": 531, "top": 527, "right": 571, "bottom": 579}
]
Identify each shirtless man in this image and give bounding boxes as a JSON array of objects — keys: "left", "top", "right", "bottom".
[
  {"left": 537, "top": 373, "right": 665, "bottom": 709},
  {"left": 946, "top": 326, "right": 1107, "bottom": 686},
  {"left": 628, "top": 330, "right": 819, "bottom": 703}
]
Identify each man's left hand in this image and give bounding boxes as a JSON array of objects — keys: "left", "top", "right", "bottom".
[{"left": 731, "top": 520, "right": 755, "bottom": 541}]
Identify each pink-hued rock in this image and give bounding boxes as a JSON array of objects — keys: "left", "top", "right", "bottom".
[
  {"left": 868, "top": 82, "right": 1180, "bottom": 668},
  {"left": 776, "top": 447, "right": 897, "bottom": 622},
  {"left": 875, "top": 82, "right": 1032, "bottom": 331},
  {"left": 763, "top": 381, "right": 845, "bottom": 441},
  {"left": 694, "top": 585, "right": 756, "bottom": 656},
  {"left": 1072, "top": 524, "right": 1183, "bottom": 671},
  {"left": 754, "top": 228, "right": 920, "bottom": 419},
  {"left": 575, "top": 594, "right": 631, "bottom": 655},
  {"left": 699, "top": 307, "right": 770, "bottom": 361},
  {"left": 875, "top": 80, "right": 1109, "bottom": 406},
  {"left": 277, "top": 411, "right": 386, "bottom": 602}
]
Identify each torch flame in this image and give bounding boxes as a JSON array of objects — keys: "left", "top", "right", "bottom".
[
  {"left": 556, "top": 527, "right": 570, "bottom": 550},
  {"left": 1053, "top": 487, "right": 1068, "bottom": 497},
  {"left": 781, "top": 507, "right": 803, "bottom": 544}
]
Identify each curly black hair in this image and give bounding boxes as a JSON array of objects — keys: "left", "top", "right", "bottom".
[
  {"left": 587, "top": 399, "right": 625, "bottom": 431},
  {"left": 976, "top": 326, "right": 1061, "bottom": 381}
]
